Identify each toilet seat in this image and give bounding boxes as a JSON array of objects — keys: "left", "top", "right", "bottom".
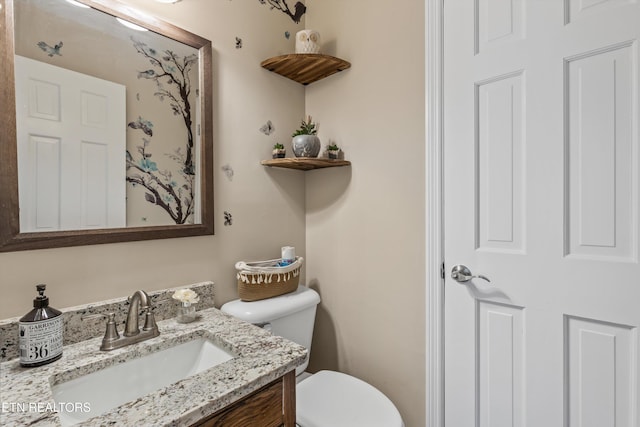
[{"left": 296, "top": 370, "right": 404, "bottom": 427}]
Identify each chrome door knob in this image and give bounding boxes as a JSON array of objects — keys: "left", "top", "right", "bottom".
[{"left": 450, "top": 264, "right": 490, "bottom": 283}]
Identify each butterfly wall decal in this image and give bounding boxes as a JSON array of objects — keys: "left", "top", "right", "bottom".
[
  {"left": 37, "top": 41, "right": 63, "bottom": 57},
  {"left": 260, "top": 120, "right": 275, "bottom": 135}
]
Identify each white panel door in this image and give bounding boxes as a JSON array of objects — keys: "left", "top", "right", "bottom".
[
  {"left": 444, "top": 1, "right": 640, "bottom": 426},
  {"left": 15, "top": 55, "right": 126, "bottom": 231}
]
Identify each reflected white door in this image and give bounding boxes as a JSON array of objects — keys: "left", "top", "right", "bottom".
[
  {"left": 15, "top": 55, "right": 126, "bottom": 231},
  {"left": 444, "top": 1, "right": 640, "bottom": 426}
]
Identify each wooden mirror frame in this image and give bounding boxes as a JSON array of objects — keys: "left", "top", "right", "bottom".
[{"left": 0, "top": 0, "right": 214, "bottom": 252}]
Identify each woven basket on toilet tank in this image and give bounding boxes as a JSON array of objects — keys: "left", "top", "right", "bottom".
[{"left": 235, "top": 257, "right": 303, "bottom": 301}]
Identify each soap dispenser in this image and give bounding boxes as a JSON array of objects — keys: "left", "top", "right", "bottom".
[{"left": 19, "top": 284, "right": 63, "bottom": 367}]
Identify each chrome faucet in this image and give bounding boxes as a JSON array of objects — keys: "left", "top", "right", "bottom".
[{"left": 83, "top": 290, "right": 160, "bottom": 351}]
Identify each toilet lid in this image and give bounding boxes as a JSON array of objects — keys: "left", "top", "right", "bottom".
[{"left": 296, "top": 370, "right": 404, "bottom": 427}]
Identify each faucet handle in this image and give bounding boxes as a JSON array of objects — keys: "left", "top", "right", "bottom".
[
  {"left": 142, "top": 309, "right": 158, "bottom": 333},
  {"left": 82, "top": 313, "right": 121, "bottom": 350},
  {"left": 99, "top": 313, "right": 121, "bottom": 351}
]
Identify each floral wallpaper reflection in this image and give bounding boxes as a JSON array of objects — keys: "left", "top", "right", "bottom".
[{"left": 125, "top": 38, "right": 197, "bottom": 225}]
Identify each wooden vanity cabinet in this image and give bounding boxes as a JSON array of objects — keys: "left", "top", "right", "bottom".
[{"left": 193, "top": 370, "right": 296, "bottom": 427}]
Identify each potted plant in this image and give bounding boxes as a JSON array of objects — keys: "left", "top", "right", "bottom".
[
  {"left": 291, "top": 115, "right": 321, "bottom": 158},
  {"left": 326, "top": 142, "right": 341, "bottom": 159},
  {"left": 272, "top": 143, "right": 286, "bottom": 159}
]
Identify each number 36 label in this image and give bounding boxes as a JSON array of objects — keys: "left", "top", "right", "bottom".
[{"left": 19, "top": 317, "right": 63, "bottom": 366}]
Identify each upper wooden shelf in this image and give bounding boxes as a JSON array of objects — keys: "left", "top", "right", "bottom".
[
  {"left": 260, "top": 54, "right": 351, "bottom": 86},
  {"left": 261, "top": 158, "right": 351, "bottom": 171}
]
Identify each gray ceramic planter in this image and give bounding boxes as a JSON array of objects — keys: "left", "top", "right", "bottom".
[{"left": 292, "top": 135, "right": 321, "bottom": 157}]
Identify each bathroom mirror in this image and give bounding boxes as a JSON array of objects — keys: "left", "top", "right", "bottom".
[{"left": 0, "top": 0, "right": 214, "bottom": 252}]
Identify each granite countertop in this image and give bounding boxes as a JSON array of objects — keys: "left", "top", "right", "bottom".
[{"left": 0, "top": 307, "right": 307, "bottom": 426}]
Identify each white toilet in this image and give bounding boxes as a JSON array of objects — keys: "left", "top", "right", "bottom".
[{"left": 221, "top": 285, "right": 404, "bottom": 427}]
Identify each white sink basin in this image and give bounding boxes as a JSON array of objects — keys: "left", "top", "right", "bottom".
[{"left": 51, "top": 337, "right": 235, "bottom": 426}]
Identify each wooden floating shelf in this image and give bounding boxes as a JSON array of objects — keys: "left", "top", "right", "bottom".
[
  {"left": 261, "top": 54, "right": 351, "bottom": 86},
  {"left": 261, "top": 158, "right": 351, "bottom": 171}
]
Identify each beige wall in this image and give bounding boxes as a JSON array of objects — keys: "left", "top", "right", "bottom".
[
  {"left": 304, "top": 1, "right": 426, "bottom": 426},
  {"left": 2, "top": 1, "right": 426, "bottom": 426},
  {"left": 1, "top": 0, "right": 307, "bottom": 314}
]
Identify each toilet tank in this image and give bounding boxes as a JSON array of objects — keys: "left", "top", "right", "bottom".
[{"left": 220, "top": 286, "right": 321, "bottom": 374}]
